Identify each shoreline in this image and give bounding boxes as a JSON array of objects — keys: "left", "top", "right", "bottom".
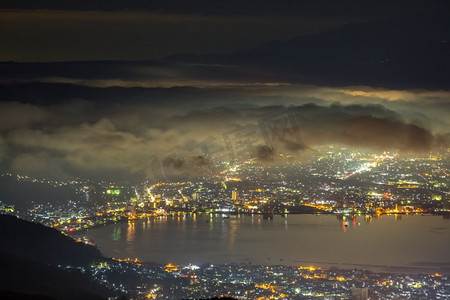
[{"left": 68, "top": 211, "right": 449, "bottom": 235}]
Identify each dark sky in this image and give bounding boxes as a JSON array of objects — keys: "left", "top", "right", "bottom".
[
  {"left": 0, "top": 10, "right": 351, "bottom": 62},
  {"left": 0, "top": 1, "right": 449, "bottom": 182},
  {"left": 1, "top": 0, "right": 448, "bottom": 62}
]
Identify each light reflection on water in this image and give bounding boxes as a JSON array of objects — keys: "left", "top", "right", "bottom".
[{"left": 82, "top": 214, "right": 450, "bottom": 273}]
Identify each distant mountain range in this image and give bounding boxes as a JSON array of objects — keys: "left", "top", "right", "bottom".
[
  {"left": 0, "top": 13, "right": 448, "bottom": 91},
  {"left": 164, "top": 13, "right": 450, "bottom": 89},
  {"left": 0, "top": 215, "right": 111, "bottom": 299}
]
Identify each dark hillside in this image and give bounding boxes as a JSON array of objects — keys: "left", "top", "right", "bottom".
[{"left": 0, "top": 215, "right": 101, "bottom": 267}]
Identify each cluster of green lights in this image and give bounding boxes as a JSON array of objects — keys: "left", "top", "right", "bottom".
[
  {"left": 0, "top": 207, "right": 14, "bottom": 213},
  {"left": 431, "top": 195, "right": 442, "bottom": 201},
  {"left": 106, "top": 189, "right": 121, "bottom": 195},
  {"left": 91, "top": 261, "right": 110, "bottom": 269}
]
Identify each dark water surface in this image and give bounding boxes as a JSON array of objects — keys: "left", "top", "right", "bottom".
[{"left": 78, "top": 214, "right": 450, "bottom": 273}]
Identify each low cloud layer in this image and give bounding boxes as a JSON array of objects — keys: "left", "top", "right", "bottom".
[{"left": 0, "top": 78, "right": 448, "bottom": 182}]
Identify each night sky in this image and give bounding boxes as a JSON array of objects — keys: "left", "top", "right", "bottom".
[{"left": 0, "top": 0, "right": 449, "bottom": 181}]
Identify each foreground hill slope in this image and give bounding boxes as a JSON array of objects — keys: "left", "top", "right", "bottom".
[
  {"left": 0, "top": 214, "right": 101, "bottom": 267},
  {"left": 0, "top": 214, "right": 112, "bottom": 300}
]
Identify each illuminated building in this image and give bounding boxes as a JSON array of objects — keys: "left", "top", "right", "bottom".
[
  {"left": 127, "top": 204, "right": 136, "bottom": 217},
  {"left": 351, "top": 287, "right": 368, "bottom": 300},
  {"left": 192, "top": 192, "right": 200, "bottom": 201},
  {"left": 232, "top": 189, "right": 238, "bottom": 201}
]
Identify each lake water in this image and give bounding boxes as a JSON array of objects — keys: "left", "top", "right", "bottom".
[{"left": 78, "top": 214, "right": 450, "bottom": 274}]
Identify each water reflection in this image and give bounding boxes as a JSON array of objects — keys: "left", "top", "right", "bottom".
[
  {"left": 336, "top": 214, "right": 411, "bottom": 232},
  {"left": 227, "top": 219, "right": 238, "bottom": 249},
  {"left": 337, "top": 215, "right": 349, "bottom": 232},
  {"left": 127, "top": 221, "right": 135, "bottom": 242},
  {"left": 83, "top": 214, "right": 450, "bottom": 271},
  {"left": 112, "top": 227, "right": 121, "bottom": 241}
]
